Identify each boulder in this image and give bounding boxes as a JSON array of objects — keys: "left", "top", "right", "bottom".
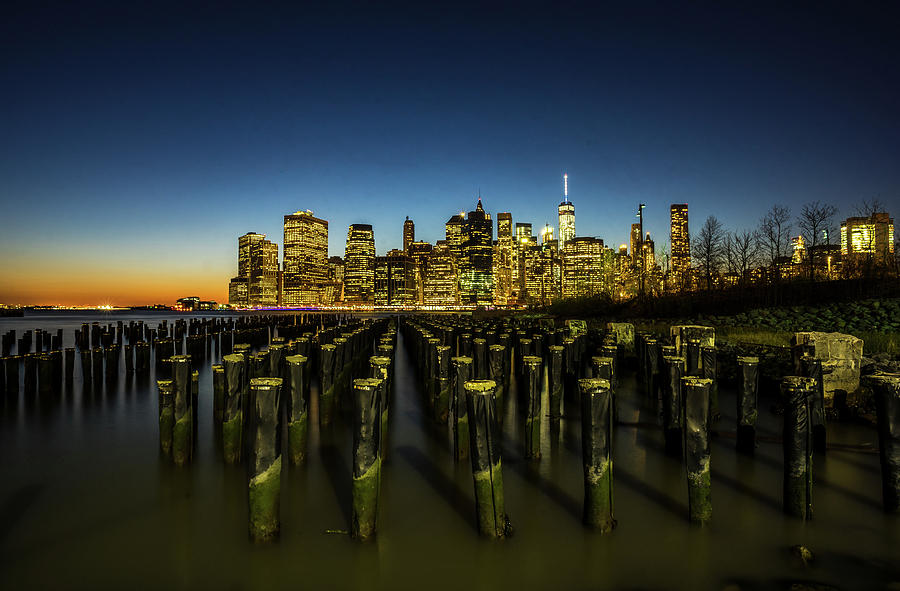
[
  {"left": 606, "top": 322, "right": 634, "bottom": 353},
  {"left": 792, "top": 331, "right": 863, "bottom": 401},
  {"left": 670, "top": 325, "right": 715, "bottom": 355}
]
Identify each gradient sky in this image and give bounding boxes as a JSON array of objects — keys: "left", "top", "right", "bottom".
[{"left": 2, "top": 1, "right": 899, "bottom": 305}]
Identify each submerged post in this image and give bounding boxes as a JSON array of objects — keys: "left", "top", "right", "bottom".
[
  {"left": 451, "top": 356, "right": 473, "bottom": 461},
  {"left": 801, "top": 356, "right": 828, "bottom": 453},
  {"left": 157, "top": 379, "right": 175, "bottom": 459},
  {"left": 171, "top": 355, "right": 193, "bottom": 466},
  {"left": 319, "top": 344, "right": 337, "bottom": 426},
  {"left": 212, "top": 364, "right": 225, "bottom": 424},
  {"left": 782, "top": 376, "right": 816, "bottom": 520},
  {"left": 579, "top": 377, "right": 616, "bottom": 532},
  {"left": 865, "top": 373, "right": 900, "bottom": 513},
  {"left": 682, "top": 377, "right": 713, "bottom": 525},
  {"left": 352, "top": 378, "right": 383, "bottom": 541},
  {"left": 548, "top": 345, "right": 564, "bottom": 419},
  {"left": 249, "top": 377, "right": 283, "bottom": 542},
  {"left": 736, "top": 357, "right": 759, "bottom": 454},
  {"left": 222, "top": 353, "right": 246, "bottom": 464},
  {"left": 286, "top": 355, "right": 309, "bottom": 465},
  {"left": 488, "top": 344, "right": 508, "bottom": 400},
  {"left": 522, "top": 355, "right": 543, "bottom": 460},
  {"left": 661, "top": 355, "right": 685, "bottom": 455},
  {"left": 465, "top": 379, "right": 509, "bottom": 538}
]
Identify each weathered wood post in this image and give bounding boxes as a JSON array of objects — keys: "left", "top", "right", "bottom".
[
  {"left": 591, "top": 356, "right": 616, "bottom": 423},
  {"left": 158, "top": 379, "right": 175, "bottom": 459},
  {"left": 682, "top": 377, "right": 713, "bottom": 525},
  {"left": 370, "top": 356, "right": 392, "bottom": 459},
  {"left": 90, "top": 348, "right": 103, "bottom": 388},
  {"left": 80, "top": 349, "right": 91, "bottom": 387},
  {"left": 661, "top": 355, "right": 685, "bottom": 455},
  {"left": 465, "top": 379, "right": 509, "bottom": 538},
  {"left": 212, "top": 364, "right": 225, "bottom": 424},
  {"left": 249, "top": 377, "right": 283, "bottom": 542},
  {"left": 563, "top": 338, "right": 578, "bottom": 402},
  {"left": 351, "top": 378, "right": 383, "bottom": 541},
  {"left": 286, "top": 355, "right": 309, "bottom": 465},
  {"left": 171, "top": 355, "right": 193, "bottom": 466},
  {"left": 451, "top": 356, "right": 473, "bottom": 460},
  {"left": 548, "top": 345, "right": 564, "bottom": 419},
  {"left": 522, "top": 355, "right": 543, "bottom": 460},
  {"left": 65, "top": 347, "right": 75, "bottom": 385},
  {"left": 579, "top": 377, "right": 616, "bottom": 532},
  {"left": 223, "top": 353, "right": 246, "bottom": 463},
  {"left": 488, "top": 344, "right": 507, "bottom": 401},
  {"left": 38, "top": 353, "right": 54, "bottom": 395},
  {"left": 701, "top": 345, "right": 718, "bottom": 420},
  {"left": 736, "top": 356, "right": 759, "bottom": 454},
  {"left": 473, "top": 338, "right": 488, "bottom": 379},
  {"left": 686, "top": 338, "right": 701, "bottom": 376},
  {"left": 801, "top": 356, "right": 828, "bottom": 453},
  {"left": 319, "top": 343, "right": 337, "bottom": 425},
  {"left": 865, "top": 373, "right": 900, "bottom": 513},
  {"left": 434, "top": 345, "right": 451, "bottom": 423},
  {"left": 782, "top": 376, "right": 816, "bottom": 520}
]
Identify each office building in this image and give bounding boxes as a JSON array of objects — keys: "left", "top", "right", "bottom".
[{"left": 344, "top": 224, "right": 375, "bottom": 303}]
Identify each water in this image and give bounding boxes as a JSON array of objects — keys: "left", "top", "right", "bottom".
[{"left": 1, "top": 311, "right": 897, "bottom": 590}]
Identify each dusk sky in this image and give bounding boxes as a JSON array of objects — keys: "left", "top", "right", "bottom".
[{"left": 2, "top": 1, "right": 898, "bottom": 305}]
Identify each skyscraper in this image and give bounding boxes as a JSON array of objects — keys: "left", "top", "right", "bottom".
[
  {"left": 562, "top": 237, "right": 611, "bottom": 299},
  {"left": 495, "top": 212, "right": 513, "bottom": 305},
  {"left": 344, "top": 224, "right": 375, "bottom": 303},
  {"left": 670, "top": 204, "right": 690, "bottom": 280},
  {"left": 459, "top": 199, "right": 494, "bottom": 306},
  {"left": 231, "top": 232, "right": 278, "bottom": 307},
  {"left": 840, "top": 211, "right": 895, "bottom": 265},
  {"left": 558, "top": 173, "right": 575, "bottom": 248},
  {"left": 630, "top": 223, "right": 642, "bottom": 262},
  {"left": 445, "top": 213, "right": 466, "bottom": 260},
  {"left": 375, "top": 249, "right": 417, "bottom": 306},
  {"left": 403, "top": 216, "right": 415, "bottom": 253},
  {"left": 282, "top": 210, "right": 329, "bottom": 306},
  {"left": 423, "top": 241, "right": 458, "bottom": 306}
]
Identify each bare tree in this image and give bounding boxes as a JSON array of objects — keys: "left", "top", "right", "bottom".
[
  {"left": 757, "top": 204, "right": 792, "bottom": 281},
  {"left": 797, "top": 200, "right": 837, "bottom": 279},
  {"left": 692, "top": 216, "right": 725, "bottom": 290},
  {"left": 724, "top": 229, "right": 760, "bottom": 286}
]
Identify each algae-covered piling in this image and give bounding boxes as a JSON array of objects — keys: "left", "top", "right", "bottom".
[
  {"left": 465, "top": 379, "right": 509, "bottom": 538},
  {"left": 736, "top": 357, "right": 759, "bottom": 454},
  {"left": 248, "top": 377, "right": 283, "bottom": 542},
  {"left": 522, "top": 356, "right": 543, "bottom": 460},
  {"left": 222, "top": 354, "right": 246, "bottom": 464},
  {"left": 782, "top": 376, "right": 816, "bottom": 520},
  {"left": 579, "top": 377, "right": 616, "bottom": 532},
  {"left": 682, "top": 377, "right": 713, "bottom": 525},
  {"left": 286, "top": 355, "right": 309, "bottom": 465},
  {"left": 865, "top": 373, "right": 900, "bottom": 513},
  {"left": 351, "top": 378, "right": 383, "bottom": 541}
]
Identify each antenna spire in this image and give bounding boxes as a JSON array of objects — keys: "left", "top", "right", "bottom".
[{"left": 563, "top": 173, "right": 568, "bottom": 201}]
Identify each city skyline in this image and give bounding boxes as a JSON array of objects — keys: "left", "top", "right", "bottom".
[{"left": 2, "top": 2, "right": 899, "bottom": 305}]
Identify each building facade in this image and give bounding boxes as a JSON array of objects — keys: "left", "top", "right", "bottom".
[
  {"left": 230, "top": 232, "right": 278, "bottom": 307},
  {"left": 670, "top": 204, "right": 690, "bottom": 285},
  {"left": 375, "top": 250, "right": 417, "bottom": 306},
  {"left": 344, "top": 224, "right": 375, "bottom": 303},
  {"left": 282, "top": 210, "right": 329, "bottom": 306}
]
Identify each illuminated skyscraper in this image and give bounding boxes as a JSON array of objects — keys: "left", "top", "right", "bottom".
[
  {"left": 630, "top": 223, "right": 642, "bottom": 262},
  {"left": 558, "top": 173, "right": 575, "bottom": 249},
  {"left": 344, "top": 224, "right": 375, "bottom": 303},
  {"left": 670, "top": 204, "right": 690, "bottom": 279},
  {"left": 445, "top": 213, "right": 466, "bottom": 260},
  {"left": 423, "top": 241, "right": 458, "bottom": 306},
  {"left": 403, "top": 216, "right": 415, "bottom": 253},
  {"left": 282, "top": 210, "right": 329, "bottom": 306},
  {"left": 541, "top": 224, "right": 554, "bottom": 245},
  {"left": 459, "top": 199, "right": 494, "bottom": 306},
  {"left": 840, "top": 212, "right": 895, "bottom": 265},
  {"left": 232, "top": 232, "right": 278, "bottom": 307},
  {"left": 495, "top": 212, "right": 513, "bottom": 305},
  {"left": 513, "top": 222, "right": 536, "bottom": 298},
  {"left": 562, "top": 237, "right": 611, "bottom": 299},
  {"left": 375, "top": 249, "right": 417, "bottom": 306},
  {"left": 408, "top": 241, "right": 433, "bottom": 303}
]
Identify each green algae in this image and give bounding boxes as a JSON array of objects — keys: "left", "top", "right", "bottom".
[
  {"left": 288, "top": 412, "right": 308, "bottom": 465},
  {"left": 173, "top": 408, "right": 192, "bottom": 467},
  {"left": 584, "top": 459, "right": 616, "bottom": 532},
  {"left": 249, "top": 455, "right": 282, "bottom": 542},
  {"left": 351, "top": 455, "right": 382, "bottom": 541},
  {"left": 473, "top": 461, "right": 507, "bottom": 538},
  {"left": 223, "top": 411, "right": 242, "bottom": 464}
]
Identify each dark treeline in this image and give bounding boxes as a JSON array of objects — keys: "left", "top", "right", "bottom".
[{"left": 547, "top": 277, "right": 900, "bottom": 320}]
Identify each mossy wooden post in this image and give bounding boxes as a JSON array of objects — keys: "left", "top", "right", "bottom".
[
  {"left": 319, "top": 344, "right": 337, "bottom": 426},
  {"left": 682, "top": 377, "right": 713, "bottom": 525},
  {"left": 782, "top": 376, "right": 815, "bottom": 520},
  {"left": 285, "top": 355, "right": 309, "bottom": 465},
  {"left": 64, "top": 347, "right": 75, "bottom": 385},
  {"left": 223, "top": 354, "right": 245, "bottom": 463},
  {"left": 865, "top": 373, "right": 900, "bottom": 512},
  {"left": 563, "top": 337, "right": 578, "bottom": 403},
  {"left": 523, "top": 355, "right": 543, "bottom": 460},
  {"left": 333, "top": 337, "right": 349, "bottom": 406},
  {"left": 516, "top": 338, "right": 533, "bottom": 384},
  {"left": 171, "top": 355, "right": 193, "bottom": 466},
  {"left": 801, "top": 356, "right": 827, "bottom": 453},
  {"left": 602, "top": 344, "right": 618, "bottom": 388},
  {"left": 547, "top": 345, "right": 564, "bottom": 419},
  {"left": 465, "top": 379, "right": 509, "bottom": 538},
  {"left": 643, "top": 338, "right": 659, "bottom": 402},
  {"left": 736, "top": 357, "right": 759, "bottom": 454},
  {"left": 459, "top": 333, "right": 473, "bottom": 359},
  {"left": 661, "top": 356, "right": 685, "bottom": 455},
  {"left": 473, "top": 338, "right": 488, "bottom": 379},
  {"left": 686, "top": 339, "right": 701, "bottom": 377},
  {"left": 425, "top": 337, "right": 441, "bottom": 412},
  {"left": 212, "top": 364, "right": 225, "bottom": 424},
  {"left": 579, "top": 377, "right": 616, "bottom": 532},
  {"left": 38, "top": 354, "right": 53, "bottom": 395},
  {"left": 80, "top": 349, "right": 91, "bottom": 387},
  {"left": 249, "top": 377, "right": 283, "bottom": 542},
  {"left": 701, "top": 345, "right": 718, "bottom": 421},
  {"left": 351, "top": 378, "right": 383, "bottom": 541},
  {"left": 370, "top": 356, "right": 392, "bottom": 459},
  {"left": 123, "top": 344, "right": 134, "bottom": 375},
  {"left": 91, "top": 347, "right": 103, "bottom": 388},
  {"left": 434, "top": 345, "right": 451, "bottom": 423},
  {"left": 451, "top": 356, "right": 473, "bottom": 461},
  {"left": 158, "top": 379, "right": 175, "bottom": 459},
  {"left": 488, "top": 345, "right": 507, "bottom": 401},
  {"left": 591, "top": 356, "right": 616, "bottom": 423}
]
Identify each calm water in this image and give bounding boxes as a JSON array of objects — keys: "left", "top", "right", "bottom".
[{"left": 0, "top": 311, "right": 897, "bottom": 590}]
